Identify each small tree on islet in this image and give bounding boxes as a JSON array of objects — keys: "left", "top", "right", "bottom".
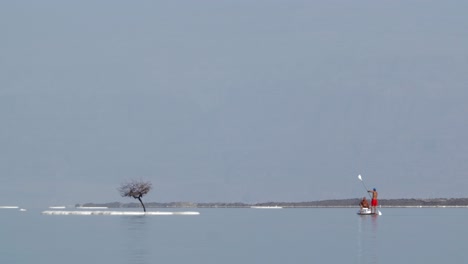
[{"left": 118, "top": 180, "right": 152, "bottom": 212}]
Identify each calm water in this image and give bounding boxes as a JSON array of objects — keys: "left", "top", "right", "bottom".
[{"left": 1, "top": 208, "right": 468, "bottom": 263}]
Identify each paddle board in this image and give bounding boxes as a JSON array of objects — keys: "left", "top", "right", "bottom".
[{"left": 357, "top": 208, "right": 377, "bottom": 215}]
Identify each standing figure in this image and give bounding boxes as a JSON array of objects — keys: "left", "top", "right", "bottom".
[{"left": 368, "top": 188, "right": 378, "bottom": 213}]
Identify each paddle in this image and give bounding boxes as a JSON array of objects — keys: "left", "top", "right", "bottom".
[{"left": 358, "top": 174, "right": 382, "bottom": 216}]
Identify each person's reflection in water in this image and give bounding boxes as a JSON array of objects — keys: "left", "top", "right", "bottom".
[
  {"left": 369, "top": 215, "right": 379, "bottom": 263},
  {"left": 121, "top": 215, "right": 150, "bottom": 264},
  {"left": 357, "top": 215, "right": 379, "bottom": 264}
]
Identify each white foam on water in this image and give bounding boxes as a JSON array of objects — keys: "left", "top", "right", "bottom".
[
  {"left": 174, "top": 211, "right": 200, "bottom": 215},
  {"left": 250, "top": 206, "right": 283, "bottom": 209},
  {"left": 41, "top": 210, "right": 200, "bottom": 216},
  {"left": 0, "top": 206, "right": 19, "bottom": 209},
  {"left": 76, "top": 207, "right": 109, "bottom": 209},
  {"left": 49, "top": 206, "right": 67, "bottom": 209}
]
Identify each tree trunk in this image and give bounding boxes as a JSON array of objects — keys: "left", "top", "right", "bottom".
[{"left": 137, "top": 197, "right": 146, "bottom": 212}]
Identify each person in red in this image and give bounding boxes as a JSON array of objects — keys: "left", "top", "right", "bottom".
[{"left": 368, "top": 188, "right": 378, "bottom": 214}]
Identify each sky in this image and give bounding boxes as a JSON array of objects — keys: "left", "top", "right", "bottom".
[{"left": 1, "top": 0, "right": 468, "bottom": 208}]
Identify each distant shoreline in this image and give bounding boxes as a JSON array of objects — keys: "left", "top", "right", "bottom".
[{"left": 77, "top": 198, "right": 468, "bottom": 209}]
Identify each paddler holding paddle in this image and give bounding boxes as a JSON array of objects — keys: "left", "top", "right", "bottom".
[{"left": 368, "top": 188, "right": 378, "bottom": 214}]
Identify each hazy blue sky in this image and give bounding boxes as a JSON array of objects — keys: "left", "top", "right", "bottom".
[{"left": 1, "top": 1, "right": 467, "bottom": 207}]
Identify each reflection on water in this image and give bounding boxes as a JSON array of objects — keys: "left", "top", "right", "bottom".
[
  {"left": 357, "top": 215, "right": 379, "bottom": 264},
  {"left": 120, "top": 216, "right": 150, "bottom": 264}
]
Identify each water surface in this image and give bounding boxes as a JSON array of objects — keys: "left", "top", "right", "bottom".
[{"left": 1, "top": 208, "right": 467, "bottom": 263}]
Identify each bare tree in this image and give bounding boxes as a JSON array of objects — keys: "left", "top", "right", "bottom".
[{"left": 118, "top": 180, "right": 152, "bottom": 212}]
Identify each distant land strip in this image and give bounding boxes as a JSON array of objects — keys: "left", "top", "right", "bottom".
[{"left": 77, "top": 198, "right": 468, "bottom": 208}]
